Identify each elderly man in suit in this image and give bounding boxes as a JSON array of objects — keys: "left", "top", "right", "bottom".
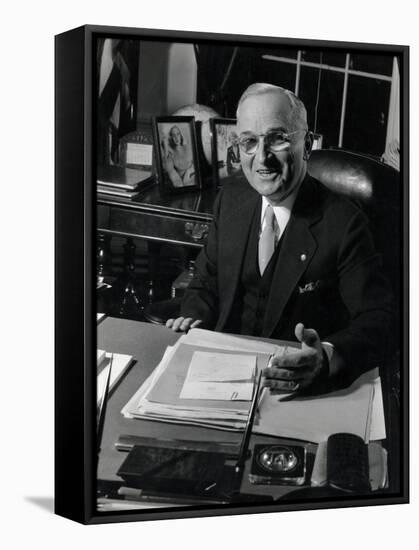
[{"left": 167, "top": 83, "right": 394, "bottom": 392}]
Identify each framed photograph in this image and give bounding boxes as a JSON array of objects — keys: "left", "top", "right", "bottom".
[
  {"left": 153, "top": 116, "right": 201, "bottom": 194},
  {"left": 311, "top": 132, "right": 324, "bottom": 151},
  {"left": 210, "top": 118, "right": 243, "bottom": 186},
  {"left": 55, "top": 25, "right": 408, "bottom": 526}
]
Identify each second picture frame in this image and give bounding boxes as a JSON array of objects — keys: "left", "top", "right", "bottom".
[{"left": 210, "top": 117, "right": 243, "bottom": 187}]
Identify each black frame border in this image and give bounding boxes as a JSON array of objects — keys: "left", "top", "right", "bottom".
[{"left": 55, "top": 24, "right": 409, "bottom": 525}]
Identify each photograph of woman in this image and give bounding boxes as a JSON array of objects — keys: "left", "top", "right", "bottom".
[{"left": 159, "top": 123, "right": 197, "bottom": 188}]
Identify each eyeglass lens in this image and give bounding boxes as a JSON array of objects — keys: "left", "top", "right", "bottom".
[{"left": 239, "top": 132, "right": 289, "bottom": 154}]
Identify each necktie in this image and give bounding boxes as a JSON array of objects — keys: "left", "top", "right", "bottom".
[{"left": 258, "top": 205, "right": 277, "bottom": 275}]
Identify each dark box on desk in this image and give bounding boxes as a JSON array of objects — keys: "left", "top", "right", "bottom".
[{"left": 117, "top": 445, "right": 235, "bottom": 500}]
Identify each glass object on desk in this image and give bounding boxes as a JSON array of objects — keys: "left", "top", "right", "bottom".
[
  {"left": 249, "top": 443, "right": 308, "bottom": 486},
  {"left": 258, "top": 446, "right": 299, "bottom": 473}
]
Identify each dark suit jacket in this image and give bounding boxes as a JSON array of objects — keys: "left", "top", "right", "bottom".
[{"left": 180, "top": 174, "right": 394, "bottom": 383}]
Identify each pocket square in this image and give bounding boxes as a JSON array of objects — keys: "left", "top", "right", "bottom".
[{"left": 298, "top": 280, "right": 320, "bottom": 294}]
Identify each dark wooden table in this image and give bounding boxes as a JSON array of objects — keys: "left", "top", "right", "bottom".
[
  {"left": 96, "top": 183, "right": 221, "bottom": 318},
  {"left": 97, "top": 184, "right": 217, "bottom": 248}
]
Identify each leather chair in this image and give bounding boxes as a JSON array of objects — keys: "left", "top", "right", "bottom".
[{"left": 308, "top": 149, "right": 401, "bottom": 314}]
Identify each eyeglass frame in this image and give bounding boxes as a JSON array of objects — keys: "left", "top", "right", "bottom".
[{"left": 238, "top": 129, "right": 309, "bottom": 156}]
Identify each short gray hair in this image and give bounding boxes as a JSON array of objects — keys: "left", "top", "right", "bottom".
[{"left": 236, "top": 83, "right": 308, "bottom": 131}]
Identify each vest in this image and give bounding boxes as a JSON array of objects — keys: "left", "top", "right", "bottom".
[{"left": 225, "top": 204, "right": 282, "bottom": 337}]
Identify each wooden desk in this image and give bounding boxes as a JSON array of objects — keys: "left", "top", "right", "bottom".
[
  {"left": 97, "top": 317, "right": 393, "bottom": 512},
  {"left": 97, "top": 184, "right": 217, "bottom": 248}
]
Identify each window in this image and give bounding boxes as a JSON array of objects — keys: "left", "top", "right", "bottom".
[{"left": 261, "top": 49, "right": 398, "bottom": 158}]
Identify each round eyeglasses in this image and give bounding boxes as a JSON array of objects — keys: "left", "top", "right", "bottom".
[{"left": 238, "top": 130, "right": 307, "bottom": 155}]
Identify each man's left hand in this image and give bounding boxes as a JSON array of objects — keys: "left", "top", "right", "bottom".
[{"left": 262, "top": 323, "right": 324, "bottom": 393}]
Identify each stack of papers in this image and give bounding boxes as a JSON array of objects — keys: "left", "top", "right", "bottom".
[
  {"left": 254, "top": 368, "right": 385, "bottom": 443},
  {"left": 122, "top": 330, "right": 294, "bottom": 430},
  {"left": 97, "top": 349, "right": 134, "bottom": 406},
  {"left": 121, "top": 329, "right": 386, "bottom": 442}
]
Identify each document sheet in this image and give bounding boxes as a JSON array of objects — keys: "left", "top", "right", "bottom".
[{"left": 179, "top": 351, "right": 256, "bottom": 401}]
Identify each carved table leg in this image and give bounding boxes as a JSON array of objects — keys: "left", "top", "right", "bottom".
[
  {"left": 97, "top": 233, "right": 112, "bottom": 282},
  {"left": 117, "top": 238, "right": 143, "bottom": 320}
]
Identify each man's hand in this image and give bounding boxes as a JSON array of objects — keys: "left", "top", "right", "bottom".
[
  {"left": 166, "top": 317, "right": 203, "bottom": 332},
  {"left": 262, "top": 323, "right": 324, "bottom": 393}
]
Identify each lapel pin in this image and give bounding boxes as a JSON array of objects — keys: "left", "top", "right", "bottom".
[{"left": 300, "top": 253, "right": 307, "bottom": 262}]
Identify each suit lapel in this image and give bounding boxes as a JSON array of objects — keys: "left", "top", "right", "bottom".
[{"left": 263, "top": 176, "right": 322, "bottom": 337}]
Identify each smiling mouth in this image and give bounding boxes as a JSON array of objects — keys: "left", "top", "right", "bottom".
[{"left": 256, "top": 169, "right": 280, "bottom": 178}]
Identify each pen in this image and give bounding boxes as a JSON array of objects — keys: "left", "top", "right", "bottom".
[
  {"left": 117, "top": 487, "right": 226, "bottom": 505},
  {"left": 233, "top": 369, "right": 262, "bottom": 490},
  {"left": 257, "top": 349, "right": 281, "bottom": 408}
]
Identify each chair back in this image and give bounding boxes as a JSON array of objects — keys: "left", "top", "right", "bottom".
[{"left": 308, "top": 149, "right": 401, "bottom": 309}]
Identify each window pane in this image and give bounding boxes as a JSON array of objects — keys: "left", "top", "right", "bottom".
[
  {"left": 298, "top": 67, "right": 343, "bottom": 148},
  {"left": 343, "top": 76, "right": 391, "bottom": 156},
  {"left": 322, "top": 51, "right": 346, "bottom": 67},
  {"left": 301, "top": 50, "right": 347, "bottom": 68},
  {"left": 349, "top": 53, "right": 393, "bottom": 76},
  {"left": 301, "top": 50, "right": 321, "bottom": 63},
  {"left": 261, "top": 47, "right": 298, "bottom": 60},
  {"left": 257, "top": 59, "right": 297, "bottom": 92}
]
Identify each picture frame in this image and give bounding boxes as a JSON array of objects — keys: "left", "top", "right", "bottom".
[
  {"left": 210, "top": 117, "right": 243, "bottom": 187},
  {"left": 153, "top": 116, "right": 202, "bottom": 194},
  {"left": 118, "top": 123, "right": 154, "bottom": 171},
  {"left": 311, "top": 132, "right": 324, "bottom": 151},
  {"left": 55, "top": 24, "right": 409, "bottom": 526}
]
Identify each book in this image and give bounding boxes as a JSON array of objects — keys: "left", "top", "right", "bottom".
[
  {"left": 97, "top": 165, "right": 152, "bottom": 190},
  {"left": 97, "top": 185, "right": 140, "bottom": 199}
]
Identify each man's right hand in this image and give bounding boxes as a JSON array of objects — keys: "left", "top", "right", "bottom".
[{"left": 165, "top": 317, "right": 203, "bottom": 332}]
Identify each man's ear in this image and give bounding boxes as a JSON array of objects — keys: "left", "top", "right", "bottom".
[{"left": 303, "top": 131, "right": 314, "bottom": 161}]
